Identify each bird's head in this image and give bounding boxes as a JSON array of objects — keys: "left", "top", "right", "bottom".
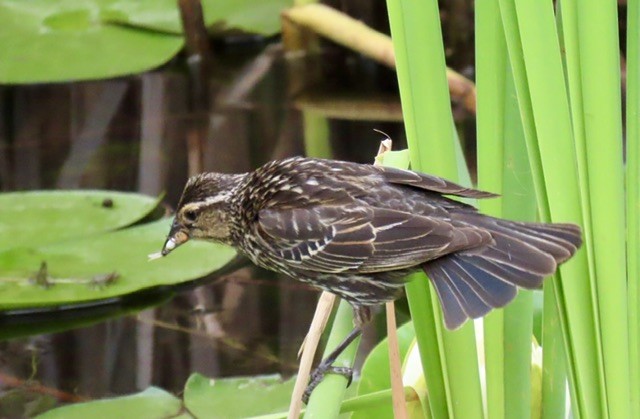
[{"left": 161, "top": 172, "right": 245, "bottom": 256}]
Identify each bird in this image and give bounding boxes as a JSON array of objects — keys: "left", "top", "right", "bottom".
[{"left": 159, "top": 156, "right": 582, "bottom": 402}]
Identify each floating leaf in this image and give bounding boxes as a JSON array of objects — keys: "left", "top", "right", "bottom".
[
  {"left": 37, "top": 387, "right": 183, "bottom": 419},
  {"left": 0, "top": 218, "right": 235, "bottom": 310},
  {"left": 0, "top": 191, "right": 160, "bottom": 252},
  {"left": 0, "top": 0, "right": 184, "bottom": 83},
  {"left": 183, "top": 374, "right": 295, "bottom": 418},
  {"left": 0, "top": 0, "right": 288, "bottom": 83},
  {"left": 103, "top": 0, "right": 290, "bottom": 36}
]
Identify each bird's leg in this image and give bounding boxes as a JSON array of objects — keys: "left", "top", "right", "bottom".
[
  {"left": 303, "top": 306, "right": 372, "bottom": 404},
  {"left": 302, "top": 326, "right": 361, "bottom": 404}
]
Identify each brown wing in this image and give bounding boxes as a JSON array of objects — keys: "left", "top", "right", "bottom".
[
  {"left": 257, "top": 204, "right": 490, "bottom": 274},
  {"left": 373, "top": 165, "right": 498, "bottom": 199},
  {"left": 254, "top": 158, "right": 497, "bottom": 214}
]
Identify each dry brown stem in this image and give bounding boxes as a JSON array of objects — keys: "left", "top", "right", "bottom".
[{"left": 283, "top": 3, "right": 477, "bottom": 114}]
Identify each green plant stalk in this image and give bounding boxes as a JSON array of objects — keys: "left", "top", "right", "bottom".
[
  {"left": 478, "top": 52, "right": 539, "bottom": 417},
  {"left": 575, "top": 2, "right": 630, "bottom": 417},
  {"left": 499, "top": 8, "right": 566, "bottom": 416},
  {"left": 403, "top": 273, "right": 448, "bottom": 418},
  {"left": 556, "top": 0, "right": 606, "bottom": 417},
  {"left": 627, "top": 0, "right": 640, "bottom": 416},
  {"left": 501, "top": 69, "right": 537, "bottom": 418},
  {"left": 499, "top": 0, "right": 603, "bottom": 417},
  {"left": 386, "top": 1, "right": 483, "bottom": 418},
  {"left": 302, "top": 111, "right": 332, "bottom": 160},
  {"left": 475, "top": 0, "right": 507, "bottom": 417},
  {"left": 542, "top": 280, "right": 567, "bottom": 419},
  {"left": 385, "top": 1, "right": 450, "bottom": 416},
  {"left": 340, "top": 387, "right": 418, "bottom": 413},
  {"left": 250, "top": 387, "right": 419, "bottom": 419},
  {"left": 305, "top": 300, "right": 359, "bottom": 417}
]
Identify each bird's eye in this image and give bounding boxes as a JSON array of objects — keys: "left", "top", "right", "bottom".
[{"left": 183, "top": 209, "right": 197, "bottom": 222}]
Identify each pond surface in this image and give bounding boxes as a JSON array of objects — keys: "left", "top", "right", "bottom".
[{"left": 0, "top": 38, "right": 438, "bottom": 409}]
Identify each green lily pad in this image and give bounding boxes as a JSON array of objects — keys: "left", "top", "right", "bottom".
[
  {"left": 0, "top": 190, "right": 160, "bottom": 252},
  {"left": 0, "top": 218, "right": 235, "bottom": 310},
  {"left": 103, "top": 0, "right": 290, "bottom": 36},
  {"left": 0, "top": 0, "right": 288, "bottom": 84},
  {"left": 36, "top": 387, "right": 184, "bottom": 419},
  {"left": 0, "top": 0, "right": 184, "bottom": 83},
  {"left": 183, "top": 374, "right": 295, "bottom": 418}
]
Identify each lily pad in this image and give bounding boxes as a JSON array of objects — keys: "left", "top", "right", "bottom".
[
  {"left": 37, "top": 387, "right": 184, "bottom": 419},
  {"left": 0, "top": 0, "right": 184, "bottom": 83},
  {"left": 0, "top": 218, "right": 235, "bottom": 309},
  {"left": 0, "top": 0, "right": 288, "bottom": 84},
  {"left": 104, "top": 0, "right": 290, "bottom": 36},
  {"left": 183, "top": 374, "right": 295, "bottom": 418},
  {"left": 0, "top": 190, "right": 160, "bottom": 252}
]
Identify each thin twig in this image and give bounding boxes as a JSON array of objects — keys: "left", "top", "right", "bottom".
[
  {"left": 288, "top": 291, "right": 336, "bottom": 419},
  {"left": 386, "top": 302, "right": 408, "bottom": 419},
  {"left": 0, "top": 372, "right": 89, "bottom": 403},
  {"left": 375, "top": 139, "right": 408, "bottom": 419}
]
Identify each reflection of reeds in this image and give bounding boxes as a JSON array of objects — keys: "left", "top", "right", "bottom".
[{"left": 135, "top": 313, "right": 299, "bottom": 371}]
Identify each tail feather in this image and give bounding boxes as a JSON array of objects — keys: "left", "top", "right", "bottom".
[
  {"left": 428, "top": 267, "right": 471, "bottom": 329},
  {"left": 423, "top": 219, "right": 582, "bottom": 330},
  {"left": 468, "top": 257, "right": 543, "bottom": 289},
  {"left": 448, "top": 257, "right": 519, "bottom": 304},
  {"left": 515, "top": 222, "right": 582, "bottom": 263}
]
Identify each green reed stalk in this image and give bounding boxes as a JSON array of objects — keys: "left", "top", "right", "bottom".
[
  {"left": 575, "top": 2, "right": 630, "bottom": 417},
  {"left": 627, "top": 1, "right": 640, "bottom": 417},
  {"left": 499, "top": 7, "right": 573, "bottom": 418},
  {"left": 477, "top": 2, "right": 540, "bottom": 415},
  {"left": 386, "top": 1, "right": 483, "bottom": 418},
  {"left": 502, "top": 0, "right": 636, "bottom": 417},
  {"left": 476, "top": 1, "right": 507, "bottom": 417},
  {"left": 305, "top": 300, "right": 359, "bottom": 417},
  {"left": 498, "top": 0, "right": 603, "bottom": 417},
  {"left": 499, "top": 84, "right": 536, "bottom": 418},
  {"left": 302, "top": 111, "right": 332, "bottom": 160}
]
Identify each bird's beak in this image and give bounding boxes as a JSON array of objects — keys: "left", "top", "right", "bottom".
[{"left": 161, "top": 220, "right": 190, "bottom": 256}]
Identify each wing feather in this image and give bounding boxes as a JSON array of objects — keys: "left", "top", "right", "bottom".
[
  {"left": 257, "top": 205, "right": 490, "bottom": 274},
  {"left": 374, "top": 165, "right": 498, "bottom": 199}
]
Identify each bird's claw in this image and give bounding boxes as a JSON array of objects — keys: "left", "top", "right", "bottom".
[{"left": 302, "top": 364, "right": 353, "bottom": 404}]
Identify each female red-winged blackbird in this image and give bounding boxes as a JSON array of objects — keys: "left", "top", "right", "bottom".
[{"left": 160, "top": 156, "right": 582, "bottom": 400}]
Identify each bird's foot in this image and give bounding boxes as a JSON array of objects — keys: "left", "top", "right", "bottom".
[{"left": 302, "top": 364, "right": 353, "bottom": 404}]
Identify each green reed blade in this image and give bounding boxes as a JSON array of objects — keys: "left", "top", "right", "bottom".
[
  {"left": 573, "top": 2, "right": 630, "bottom": 417},
  {"left": 627, "top": 0, "right": 640, "bottom": 416},
  {"left": 386, "top": 1, "right": 483, "bottom": 418},
  {"left": 499, "top": 0, "right": 603, "bottom": 417},
  {"left": 476, "top": 0, "right": 507, "bottom": 416}
]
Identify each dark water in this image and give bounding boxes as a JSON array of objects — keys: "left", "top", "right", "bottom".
[{"left": 0, "top": 39, "right": 436, "bottom": 411}]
